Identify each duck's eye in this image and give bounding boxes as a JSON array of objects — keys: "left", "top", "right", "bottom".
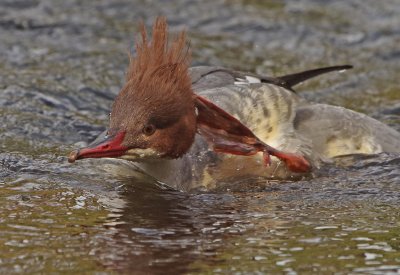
[{"left": 143, "top": 124, "right": 156, "bottom": 136}]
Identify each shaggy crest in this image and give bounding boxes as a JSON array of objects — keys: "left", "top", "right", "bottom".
[{"left": 125, "top": 17, "right": 192, "bottom": 97}]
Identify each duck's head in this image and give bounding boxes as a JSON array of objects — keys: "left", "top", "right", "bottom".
[{"left": 69, "top": 17, "right": 196, "bottom": 162}]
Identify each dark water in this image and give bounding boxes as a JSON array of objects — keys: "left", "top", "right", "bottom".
[{"left": 1, "top": 0, "right": 400, "bottom": 273}]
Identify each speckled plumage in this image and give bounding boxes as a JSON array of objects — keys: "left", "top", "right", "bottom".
[{"left": 132, "top": 66, "right": 400, "bottom": 191}]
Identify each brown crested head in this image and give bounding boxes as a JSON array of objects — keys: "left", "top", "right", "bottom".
[
  {"left": 109, "top": 17, "right": 196, "bottom": 160},
  {"left": 68, "top": 17, "right": 196, "bottom": 163}
]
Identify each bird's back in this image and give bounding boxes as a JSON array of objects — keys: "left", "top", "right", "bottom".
[
  {"left": 131, "top": 66, "right": 400, "bottom": 191},
  {"left": 294, "top": 104, "right": 400, "bottom": 157}
]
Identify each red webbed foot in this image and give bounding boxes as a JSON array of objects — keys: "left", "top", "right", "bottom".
[{"left": 195, "top": 95, "right": 311, "bottom": 173}]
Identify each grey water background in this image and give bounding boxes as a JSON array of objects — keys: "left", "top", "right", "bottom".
[{"left": 1, "top": 0, "right": 400, "bottom": 273}]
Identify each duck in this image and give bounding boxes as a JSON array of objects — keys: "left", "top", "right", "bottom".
[{"left": 68, "top": 17, "right": 400, "bottom": 191}]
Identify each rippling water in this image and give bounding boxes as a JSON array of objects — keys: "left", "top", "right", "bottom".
[{"left": 1, "top": 0, "right": 400, "bottom": 273}]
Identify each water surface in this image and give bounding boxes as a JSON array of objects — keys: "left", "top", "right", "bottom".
[{"left": 1, "top": 0, "right": 400, "bottom": 273}]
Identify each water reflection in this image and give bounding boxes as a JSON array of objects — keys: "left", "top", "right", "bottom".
[
  {"left": 89, "top": 153, "right": 400, "bottom": 274},
  {"left": 1, "top": 150, "right": 400, "bottom": 273},
  {"left": 96, "top": 178, "right": 250, "bottom": 273}
]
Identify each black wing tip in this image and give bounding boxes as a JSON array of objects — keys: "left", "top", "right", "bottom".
[
  {"left": 278, "top": 64, "right": 354, "bottom": 90},
  {"left": 333, "top": 64, "right": 353, "bottom": 70}
]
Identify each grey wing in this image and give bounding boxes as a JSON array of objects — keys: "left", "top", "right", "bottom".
[
  {"left": 190, "top": 66, "right": 270, "bottom": 92},
  {"left": 190, "top": 66, "right": 236, "bottom": 91},
  {"left": 294, "top": 104, "right": 400, "bottom": 157},
  {"left": 189, "top": 65, "right": 353, "bottom": 93}
]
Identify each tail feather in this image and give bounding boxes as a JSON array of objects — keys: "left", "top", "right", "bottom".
[{"left": 276, "top": 65, "right": 353, "bottom": 90}]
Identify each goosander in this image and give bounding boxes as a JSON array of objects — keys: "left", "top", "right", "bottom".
[{"left": 68, "top": 17, "right": 400, "bottom": 190}]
